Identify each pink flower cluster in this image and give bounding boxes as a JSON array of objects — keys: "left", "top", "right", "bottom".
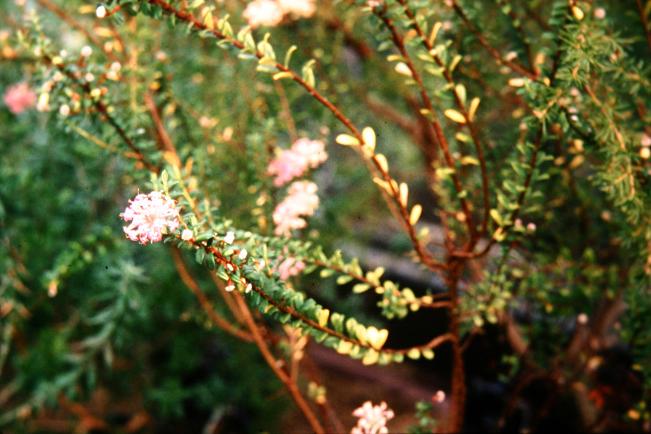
[
  {"left": 244, "top": 0, "right": 284, "bottom": 28},
  {"left": 276, "top": 257, "right": 306, "bottom": 280},
  {"left": 351, "top": 401, "right": 394, "bottom": 434},
  {"left": 273, "top": 181, "right": 319, "bottom": 236},
  {"left": 243, "top": 0, "right": 316, "bottom": 28},
  {"left": 120, "top": 191, "right": 180, "bottom": 245},
  {"left": 267, "top": 138, "right": 327, "bottom": 186},
  {"left": 3, "top": 82, "right": 36, "bottom": 114},
  {"left": 278, "top": 0, "right": 316, "bottom": 18}
]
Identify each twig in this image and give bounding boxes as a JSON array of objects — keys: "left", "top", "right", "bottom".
[
  {"left": 636, "top": 0, "right": 651, "bottom": 52},
  {"left": 396, "top": 0, "right": 491, "bottom": 246},
  {"left": 449, "top": 1, "right": 539, "bottom": 80},
  {"left": 170, "top": 248, "right": 254, "bottom": 342},
  {"left": 35, "top": 0, "right": 120, "bottom": 63},
  {"left": 234, "top": 294, "right": 326, "bottom": 434},
  {"left": 376, "top": 9, "right": 476, "bottom": 242},
  {"left": 273, "top": 81, "right": 298, "bottom": 142},
  {"left": 145, "top": 0, "right": 446, "bottom": 273},
  {"left": 144, "top": 91, "right": 182, "bottom": 167},
  {"left": 41, "top": 55, "right": 159, "bottom": 173}
]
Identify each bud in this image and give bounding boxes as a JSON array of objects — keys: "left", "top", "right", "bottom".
[
  {"left": 96, "top": 5, "right": 107, "bottom": 18},
  {"left": 80, "top": 45, "right": 93, "bottom": 57},
  {"left": 593, "top": 8, "right": 606, "bottom": 19},
  {"left": 433, "top": 390, "right": 446, "bottom": 403},
  {"left": 224, "top": 231, "right": 235, "bottom": 244},
  {"left": 58, "top": 104, "right": 70, "bottom": 117},
  {"left": 36, "top": 93, "right": 50, "bottom": 112}
]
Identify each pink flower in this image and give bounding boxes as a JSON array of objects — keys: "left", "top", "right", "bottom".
[
  {"left": 268, "top": 149, "right": 309, "bottom": 186},
  {"left": 642, "top": 133, "right": 651, "bottom": 148},
  {"left": 593, "top": 7, "right": 606, "bottom": 19},
  {"left": 267, "top": 138, "right": 327, "bottom": 186},
  {"left": 243, "top": 0, "right": 284, "bottom": 28},
  {"left": 278, "top": 0, "right": 316, "bottom": 18},
  {"left": 292, "top": 138, "right": 328, "bottom": 167},
  {"left": 3, "top": 82, "right": 36, "bottom": 114},
  {"left": 273, "top": 181, "right": 319, "bottom": 236},
  {"left": 120, "top": 191, "right": 180, "bottom": 245},
  {"left": 351, "top": 401, "right": 394, "bottom": 434},
  {"left": 276, "top": 257, "right": 305, "bottom": 280}
]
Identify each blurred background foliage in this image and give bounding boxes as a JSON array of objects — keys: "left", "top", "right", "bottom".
[{"left": 1, "top": 0, "right": 650, "bottom": 432}]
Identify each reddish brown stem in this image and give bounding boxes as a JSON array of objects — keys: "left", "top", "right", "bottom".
[
  {"left": 234, "top": 294, "right": 326, "bottom": 434},
  {"left": 35, "top": 0, "right": 121, "bottom": 63},
  {"left": 636, "top": 0, "right": 651, "bottom": 52},
  {"left": 445, "top": 260, "right": 466, "bottom": 433},
  {"left": 396, "top": 0, "right": 491, "bottom": 247},
  {"left": 170, "top": 248, "right": 254, "bottom": 342},
  {"left": 146, "top": 0, "right": 445, "bottom": 273},
  {"left": 41, "top": 55, "right": 159, "bottom": 173},
  {"left": 377, "top": 10, "right": 476, "bottom": 242},
  {"left": 144, "top": 91, "right": 182, "bottom": 167},
  {"left": 449, "top": 1, "right": 539, "bottom": 80}
]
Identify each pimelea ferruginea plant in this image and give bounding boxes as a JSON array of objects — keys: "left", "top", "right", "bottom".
[{"left": 1, "top": 0, "right": 650, "bottom": 432}]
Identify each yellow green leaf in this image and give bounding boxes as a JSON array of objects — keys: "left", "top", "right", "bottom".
[
  {"left": 468, "top": 97, "right": 480, "bottom": 121},
  {"left": 336, "top": 134, "right": 359, "bottom": 146},
  {"left": 394, "top": 62, "right": 412, "bottom": 77},
  {"left": 317, "top": 308, "right": 330, "bottom": 327},
  {"left": 428, "top": 22, "right": 442, "bottom": 46},
  {"left": 352, "top": 283, "right": 371, "bottom": 293},
  {"left": 362, "top": 126, "right": 376, "bottom": 151},
  {"left": 372, "top": 177, "right": 391, "bottom": 193},
  {"left": 490, "top": 209, "right": 503, "bottom": 226},
  {"left": 399, "top": 183, "right": 409, "bottom": 206},
  {"left": 203, "top": 11, "right": 214, "bottom": 28},
  {"left": 455, "top": 132, "right": 471, "bottom": 143},
  {"left": 444, "top": 109, "right": 466, "bottom": 124},
  {"left": 374, "top": 329, "right": 389, "bottom": 349},
  {"left": 336, "top": 340, "right": 352, "bottom": 354},
  {"left": 508, "top": 77, "right": 525, "bottom": 87},
  {"left": 449, "top": 55, "right": 462, "bottom": 72},
  {"left": 362, "top": 349, "right": 379, "bottom": 365},
  {"left": 460, "top": 156, "right": 479, "bottom": 166},
  {"left": 272, "top": 71, "right": 293, "bottom": 80},
  {"left": 409, "top": 204, "right": 422, "bottom": 225},
  {"left": 455, "top": 84, "right": 466, "bottom": 105},
  {"left": 355, "top": 324, "right": 368, "bottom": 345},
  {"left": 572, "top": 6, "right": 584, "bottom": 20},
  {"left": 374, "top": 154, "right": 389, "bottom": 172},
  {"left": 493, "top": 227, "right": 506, "bottom": 242}
]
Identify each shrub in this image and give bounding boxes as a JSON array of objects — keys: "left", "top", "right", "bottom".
[{"left": 1, "top": 0, "right": 649, "bottom": 432}]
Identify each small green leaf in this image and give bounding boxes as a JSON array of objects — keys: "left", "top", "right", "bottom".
[{"left": 195, "top": 248, "right": 206, "bottom": 264}]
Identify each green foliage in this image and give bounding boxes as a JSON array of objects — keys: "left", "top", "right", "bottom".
[{"left": 1, "top": 0, "right": 649, "bottom": 431}]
